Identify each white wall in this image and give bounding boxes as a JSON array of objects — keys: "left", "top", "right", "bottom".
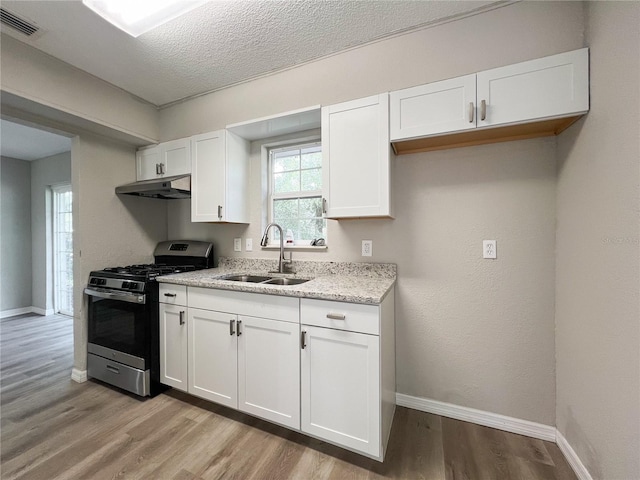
[
  {"left": 30, "top": 151, "right": 71, "bottom": 312},
  {"left": 71, "top": 133, "right": 168, "bottom": 371},
  {"left": 0, "top": 156, "right": 32, "bottom": 312},
  {"left": 163, "top": 0, "right": 585, "bottom": 426},
  {"left": 556, "top": 2, "right": 640, "bottom": 479}
]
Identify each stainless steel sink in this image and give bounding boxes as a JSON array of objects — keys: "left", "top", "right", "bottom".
[
  {"left": 262, "top": 277, "right": 309, "bottom": 286},
  {"left": 222, "top": 274, "right": 310, "bottom": 286},
  {"left": 223, "top": 275, "right": 273, "bottom": 283}
]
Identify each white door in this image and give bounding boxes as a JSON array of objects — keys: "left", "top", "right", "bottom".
[
  {"left": 477, "top": 48, "right": 589, "bottom": 128},
  {"left": 322, "top": 93, "right": 391, "bottom": 218},
  {"left": 52, "top": 184, "right": 73, "bottom": 316},
  {"left": 159, "top": 304, "right": 188, "bottom": 391},
  {"left": 188, "top": 308, "right": 238, "bottom": 408},
  {"left": 136, "top": 145, "right": 160, "bottom": 180},
  {"left": 160, "top": 138, "right": 191, "bottom": 177},
  {"left": 390, "top": 74, "right": 477, "bottom": 140},
  {"left": 301, "top": 326, "right": 381, "bottom": 457},
  {"left": 237, "top": 316, "right": 300, "bottom": 429},
  {"left": 191, "top": 131, "right": 226, "bottom": 222}
]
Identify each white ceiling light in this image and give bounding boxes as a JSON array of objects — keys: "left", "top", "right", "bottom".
[{"left": 82, "top": 0, "right": 206, "bottom": 37}]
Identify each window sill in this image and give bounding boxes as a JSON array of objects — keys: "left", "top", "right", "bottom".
[{"left": 261, "top": 245, "right": 327, "bottom": 251}]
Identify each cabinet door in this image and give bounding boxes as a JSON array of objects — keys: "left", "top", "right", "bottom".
[
  {"left": 477, "top": 48, "right": 589, "bottom": 128},
  {"left": 322, "top": 94, "right": 392, "bottom": 218},
  {"left": 390, "top": 74, "right": 476, "bottom": 140},
  {"left": 136, "top": 145, "right": 160, "bottom": 181},
  {"left": 301, "top": 326, "right": 380, "bottom": 457},
  {"left": 159, "top": 303, "right": 188, "bottom": 391},
  {"left": 160, "top": 138, "right": 191, "bottom": 177},
  {"left": 188, "top": 308, "right": 238, "bottom": 408},
  {"left": 237, "top": 316, "right": 300, "bottom": 429},
  {"left": 191, "top": 131, "right": 226, "bottom": 222}
]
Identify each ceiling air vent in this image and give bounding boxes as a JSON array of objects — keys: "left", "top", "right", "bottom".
[{"left": 0, "top": 8, "right": 39, "bottom": 36}]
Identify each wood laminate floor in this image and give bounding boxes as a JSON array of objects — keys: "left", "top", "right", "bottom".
[{"left": 1, "top": 313, "right": 576, "bottom": 480}]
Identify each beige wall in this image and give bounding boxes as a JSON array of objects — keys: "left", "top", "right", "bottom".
[
  {"left": 30, "top": 151, "right": 71, "bottom": 312},
  {"left": 1, "top": 34, "right": 159, "bottom": 143},
  {"left": 556, "top": 2, "right": 640, "bottom": 479},
  {"left": 163, "top": 0, "right": 585, "bottom": 425},
  {"left": 0, "top": 157, "right": 32, "bottom": 312},
  {"left": 71, "top": 134, "right": 168, "bottom": 370}
]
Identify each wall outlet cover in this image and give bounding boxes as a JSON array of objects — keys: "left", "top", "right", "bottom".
[
  {"left": 234, "top": 237, "right": 242, "bottom": 252},
  {"left": 483, "top": 240, "right": 497, "bottom": 259},
  {"left": 245, "top": 238, "right": 253, "bottom": 251},
  {"left": 362, "top": 240, "right": 373, "bottom": 257}
]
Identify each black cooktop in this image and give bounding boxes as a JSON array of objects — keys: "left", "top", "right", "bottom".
[{"left": 97, "top": 264, "right": 197, "bottom": 281}]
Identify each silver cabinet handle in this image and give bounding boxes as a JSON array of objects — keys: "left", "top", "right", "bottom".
[
  {"left": 237, "top": 320, "right": 242, "bottom": 336},
  {"left": 326, "top": 313, "right": 346, "bottom": 320},
  {"left": 217, "top": 205, "right": 223, "bottom": 220},
  {"left": 155, "top": 163, "right": 160, "bottom": 175},
  {"left": 230, "top": 319, "right": 235, "bottom": 336},
  {"left": 468, "top": 102, "right": 474, "bottom": 123},
  {"left": 159, "top": 163, "right": 165, "bottom": 174},
  {"left": 164, "top": 293, "right": 176, "bottom": 297},
  {"left": 322, "top": 198, "right": 327, "bottom": 214},
  {"left": 106, "top": 365, "right": 120, "bottom": 374},
  {"left": 301, "top": 331, "right": 307, "bottom": 349},
  {"left": 179, "top": 311, "right": 185, "bottom": 325},
  {"left": 480, "top": 100, "right": 486, "bottom": 121}
]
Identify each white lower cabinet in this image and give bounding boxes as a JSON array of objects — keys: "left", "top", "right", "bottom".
[
  {"left": 159, "top": 303, "right": 188, "bottom": 391},
  {"left": 300, "top": 292, "right": 396, "bottom": 460},
  {"left": 301, "top": 325, "right": 380, "bottom": 457},
  {"left": 188, "top": 308, "right": 238, "bottom": 408},
  {"left": 158, "top": 285, "right": 395, "bottom": 461}
]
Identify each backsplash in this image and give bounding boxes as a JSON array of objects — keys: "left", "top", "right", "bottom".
[{"left": 218, "top": 257, "right": 396, "bottom": 278}]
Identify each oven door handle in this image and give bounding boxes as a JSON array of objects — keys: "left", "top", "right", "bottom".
[{"left": 84, "top": 288, "right": 146, "bottom": 305}]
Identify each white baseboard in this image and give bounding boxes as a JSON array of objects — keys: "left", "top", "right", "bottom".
[
  {"left": 0, "top": 307, "right": 34, "bottom": 319},
  {"left": 1, "top": 306, "right": 56, "bottom": 318},
  {"left": 556, "top": 430, "right": 593, "bottom": 480},
  {"left": 71, "top": 368, "right": 88, "bottom": 383},
  {"left": 396, "top": 393, "right": 556, "bottom": 442}
]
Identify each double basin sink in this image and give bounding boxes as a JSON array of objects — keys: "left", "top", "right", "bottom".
[{"left": 222, "top": 274, "right": 310, "bottom": 286}]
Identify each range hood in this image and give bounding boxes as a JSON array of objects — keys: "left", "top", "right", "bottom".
[{"left": 115, "top": 174, "right": 190, "bottom": 199}]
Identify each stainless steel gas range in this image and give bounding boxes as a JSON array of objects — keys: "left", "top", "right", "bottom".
[{"left": 84, "top": 240, "right": 213, "bottom": 396}]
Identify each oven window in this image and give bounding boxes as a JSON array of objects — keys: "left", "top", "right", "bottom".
[{"left": 88, "top": 297, "right": 150, "bottom": 359}]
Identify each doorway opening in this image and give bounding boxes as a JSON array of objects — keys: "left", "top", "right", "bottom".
[{"left": 52, "top": 183, "right": 73, "bottom": 316}]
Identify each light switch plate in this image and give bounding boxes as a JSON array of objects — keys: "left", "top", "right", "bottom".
[
  {"left": 234, "top": 238, "right": 242, "bottom": 252},
  {"left": 245, "top": 238, "right": 253, "bottom": 252}
]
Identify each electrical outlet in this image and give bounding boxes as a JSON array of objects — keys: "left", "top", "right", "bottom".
[
  {"left": 233, "top": 238, "right": 242, "bottom": 252},
  {"left": 245, "top": 238, "right": 253, "bottom": 252},
  {"left": 483, "top": 240, "right": 497, "bottom": 259},
  {"left": 362, "top": 240, "right": 373, "bottom": 257}
]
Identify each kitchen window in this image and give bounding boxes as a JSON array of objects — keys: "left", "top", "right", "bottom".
[{"left": 268, "top": 142, "right": 326, "bottom": 245}]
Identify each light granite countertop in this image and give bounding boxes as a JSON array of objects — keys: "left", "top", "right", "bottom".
[{"left": 157, "top": 258, "right": 396, "bottom": 305}]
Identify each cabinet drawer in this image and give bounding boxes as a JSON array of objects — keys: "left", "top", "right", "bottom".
[
  {"left": 300, "top": 299, "right": 379, "bottom": 335},
  {"left": 188, "top": 287, "right": 299, "bottom": 323},
  {"left": 159, "top": 284, "right": 187, "bottom": 306}
]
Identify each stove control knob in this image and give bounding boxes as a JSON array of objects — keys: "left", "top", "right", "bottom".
[
  {"left": 99, "top": 279, "right": 107, "bottom": 286},
  {"left": 129, "top": 282, "right": 138, "bottom": 290},
  {"left": 90, "top": 278, "right": 98, "bottom": 285},
  {"left": 122, "top": 281, "right": 130, "bottom": 289}
]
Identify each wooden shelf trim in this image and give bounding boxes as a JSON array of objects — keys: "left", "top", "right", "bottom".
[{"left": 391, "top": 116, "right": 582, "bottom": 155}]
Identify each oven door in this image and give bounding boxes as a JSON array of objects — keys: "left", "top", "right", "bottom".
[{"left": 85, "top": 288, "right": 150, "bottom": 369}]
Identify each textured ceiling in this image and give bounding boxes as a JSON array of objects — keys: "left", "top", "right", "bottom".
[
  {"left": 1, "top": 119, "right": 72, "bottom": 161},
  {"left": 1, "top": 1, "right": 506, "bottom": 107}
]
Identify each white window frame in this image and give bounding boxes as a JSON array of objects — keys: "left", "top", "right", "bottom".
[
  {"left": 268, "top": 141, "right": 325, "bottom": 246},
  {"left": 52, "top": 183, "right": 73, "bottom": 316}
]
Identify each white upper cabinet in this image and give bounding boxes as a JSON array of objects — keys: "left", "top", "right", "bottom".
[
  {"left": 136, "top": 145, "right": 160, "bottom": 181},
  {"left": 322, "top": 93, "right": 392, "bottom": 219},
  {"left": 477, "top": 48, "right": 589, "bottom": 128},
  {"left": 390, "top": 48, "right": 589, "bottom": 152},
  {"left": 390, "top": 74, "right": 476, "bottom": 140},
  {"left": 191, "top": 130, "right": 249, "bottom": 223},
  {"left": 136, "top": 139, "right": 191, "bottom": 181}
]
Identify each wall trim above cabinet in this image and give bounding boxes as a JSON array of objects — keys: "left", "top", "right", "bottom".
[
  {"left": 390, "top": 48, "right": 589, "bottom": 155},
  {"left": 227, "top": 105, "right": 321, "bottom": 141}
]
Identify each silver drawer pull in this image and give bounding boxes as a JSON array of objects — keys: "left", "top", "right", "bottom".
[
  {"left": 326, "top": 313, "right": 346, "bottom": 320},
  {"left": 106, "top": 365, "right": 120, "bottom": 374},
  {"left": 164, "top": 293, "right": 177, "bottom": 297}
]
